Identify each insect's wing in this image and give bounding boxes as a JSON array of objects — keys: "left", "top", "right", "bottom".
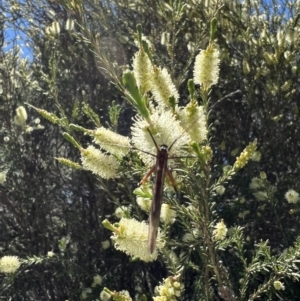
[
  {"left": 148, "top": 217, "right": 159, "bottom": 254},
  {"left": 148, "top": 198, "right": 161, "bottom": 254},
  {"left": 148, "top": 148, "right": 168, "bottom": 253}
]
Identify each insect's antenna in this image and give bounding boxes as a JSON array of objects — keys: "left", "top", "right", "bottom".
[
  {"left": 168, "top": 109, "right": 205, "bottom": 151},
  {"left": 168, "top": 89, "right": 241, "bottom": 151},
  {"left": 209, "top": 89, "right": 241, "bottom": 110},
  {"left": 147, "top": 128, "right": 160, "bottom": 151}
]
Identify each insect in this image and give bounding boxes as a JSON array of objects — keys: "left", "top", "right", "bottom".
[{"left": 140, "top": 128, "right": 180, "bottom": 254}]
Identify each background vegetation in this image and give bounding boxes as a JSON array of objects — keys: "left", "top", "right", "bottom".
[{"left": 0, "top": 0, "right": 300, "bottom": 300}]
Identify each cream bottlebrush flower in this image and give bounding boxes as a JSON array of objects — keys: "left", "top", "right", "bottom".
[
  {"left": 46, "top": 21, "right": 60, "bottom": 35},
  {"left": 0, "top": 170, "right": 7, "bottom": 184},
  {"left": 81, "top": 145, "right": 120, "bottom": 179},
  {"left": 92, "top": 127, "right": 130, "bottom": 157},
  {"left": 132, "top": 49, "right": 152, "bottom": 94},
  {"left": 234, "top": 140, "right": 257, "bottom": 169},
  {"left": 136, "top": 196, "right": 151, "bottom": 212},
  {"left": 253, "top": 191, "right": 268, "bottom": 201},
  {"left": 285, "top": 189, "right": 300, "bottom": 204},
  {"left": 65, "top": 18, "right": 74, "bottom": 31},
  {"left": 249, "top": 177, "right": 264, "bottom": 190},
  {"left": 111, "top": 290, "right": 133, "bottom": 301},
  {"left": 91, "top": 274, "right": 103, "bottom": 287},
  {"left": 25, "top": 126, "right": 34, "bottom": 133},
  {"left": 273, "top": 280, "right": 285, "bottom": 290},
  {"left": 178, "top": 103, "right": 207, "bottom": 143},
  {"left": 193, "top": 44, "right": 220, "bottom": 90},
  {"left": 115, "top": 206, "right": 130, "bottom": 219},
  {"left": 81, "top": 288, "right": 92, "bottom": 300},
  {"left": 47, "top": 251, "right": 54, "bottom": 257},
  {"left": 55, "top": 157, "right": 82, "bottom": 170},
  {"left": 134, "top": 185, "right": 152, "bottom": 212},
  {"left": 131, "top": 109, "right": 190, "bottom": 167},
  {"left": 154, "top": 276, "right": 183, "bottom": 301},
  {"left": 160, "top": 203, "right": 176, "bottom": 225},
  {"left": 14, "top": 106, "right": 28, "bottom": 126},
  {"left": 16, "top": 106, "right": 28, "bottom": 120},
  {"left": 101, "top": 240, "right": 110, "bottom": 250},
  {"left": 215, "top": 185, "right": 225, "bottom": 195},
  {"left": 213, "top": 220, "right": 227, "bottom": 241},
  {"left": 251, "top": 151, "right": 261, "bottom": 162},
  {"left": 100, "top": 289, "right": 111, "bottom": 301},
  {"left": 150, "top": 66, "right": 179, "bottom": 108},
  {"left": 111, "top": 218, "right": 163, "bottom": 262},
  {"left": 34, "top": 118, "right": 41, "bottom": 124},
  {"left": 0, "top": 256, "right": 21, "bottom": 273}
]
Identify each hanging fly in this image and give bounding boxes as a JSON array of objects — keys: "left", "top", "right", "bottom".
[{"left": 139, "top": 129, "right": 179, "bottom": 254}]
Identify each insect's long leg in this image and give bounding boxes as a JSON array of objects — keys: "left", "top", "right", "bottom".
[
  {"left": 166, "top": 91, "right": 240, "bottom": 153},
  {"left": 139, "top": 165, "right": 156, "bottom": 185},
  {"left": 166, "top": 167, "right": 179, "bottom": 198}
]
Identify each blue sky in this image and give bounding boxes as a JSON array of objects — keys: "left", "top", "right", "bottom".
[
  {"left": 2, "top": 0, "right": 292, "bottom": 62},
  {"left": 3, "top": 7, "right": 34, "bottom": 60}
]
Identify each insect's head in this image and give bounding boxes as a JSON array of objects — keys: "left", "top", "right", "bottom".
[{"left": 160, "top": 144, "right": 168, "bottom": 151}]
